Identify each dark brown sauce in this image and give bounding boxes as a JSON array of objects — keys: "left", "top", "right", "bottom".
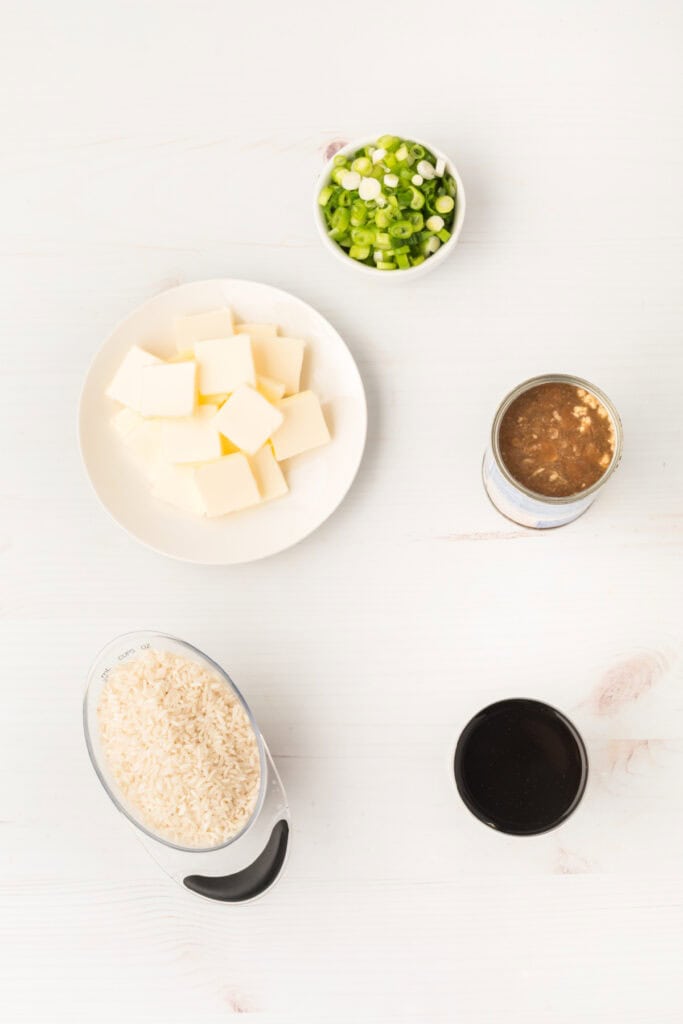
[
  {"left": 499, "top": 382, "right": 615, "bottom": 498},
  {"left": 454, "top": 699, "right": 588, "bottom": 835}
]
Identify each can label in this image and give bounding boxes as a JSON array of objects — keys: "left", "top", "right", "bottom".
[{"left": 482, "top": 447, "right": 595, "bottom": 529}]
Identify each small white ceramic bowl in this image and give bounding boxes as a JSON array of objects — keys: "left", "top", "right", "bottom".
[{"left": 314, "top": 135, "right": 466, "bottom": 280}]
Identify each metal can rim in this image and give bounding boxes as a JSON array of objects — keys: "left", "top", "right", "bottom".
[{"left": 490, "top": 373, "right": 624, "bottom": 505}]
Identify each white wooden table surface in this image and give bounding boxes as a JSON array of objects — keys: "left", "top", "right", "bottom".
[{"left": 2, "top": 2, "right": 683, "bottom": 1021}]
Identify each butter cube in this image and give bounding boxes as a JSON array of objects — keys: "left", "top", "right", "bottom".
[
  {"left": 271, "top": 391, "right": 330, "bottom": 461},
  {"left": 198, "top": 393, "right": 228, "bottom": 407},
  {"left": 256, "top": 375, "right": 286, "bottom": 402},
  {"left": 111, "top": 406, "right": 143, "bottom": 440},
  {"left": 235, "top": 323, "right": 278, "bottom": 341},
  {"left": 174, "top": 308, "right": 234, "bottom": 353},
  {"left": 106, "top": 345, "right": 162, "bottom": 412},
  {"left": 252, "top": 337, "right": 304, "bottom": 396},
  {"left": 140, "top": 361, "right": 197, "bottom": 417},
  {"left": 161, "top": 406, "right": 222, "bottom": 464},
  {"left": 213, "top": 385, "right": 284, "bottom": 456},
  {"left": 122, "top": 419, "right": 163, "bottom": 479},
  {"left": 152, "top": 463, "right": 205, "bottom": 516},
  {"left": 194, "top": 336, "right": 255, "bottom": 396},
  {"left": 194, "top": 453, "right": 261, "bottom": 517},
  {"left": 249, "top": 446, "right": 288, "bottom": 502}
]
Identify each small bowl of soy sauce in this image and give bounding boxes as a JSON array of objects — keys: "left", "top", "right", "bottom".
[{"left": 453, "top": 699, "right": 588, "bottom": 836}]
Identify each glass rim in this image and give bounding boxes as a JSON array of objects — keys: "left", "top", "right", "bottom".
[{"left": 453, "top": 697, "right": 589, "bottom": 837}]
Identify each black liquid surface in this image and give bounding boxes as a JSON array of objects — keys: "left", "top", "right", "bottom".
[{"left": 454, "top": 699, "right": 588, "bottom": 835}]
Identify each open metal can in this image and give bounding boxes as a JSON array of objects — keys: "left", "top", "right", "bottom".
[{"left": 483, "top": 373, "right": 623, "bottom": 529}]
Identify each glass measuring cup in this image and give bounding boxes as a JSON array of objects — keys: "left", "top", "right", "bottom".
[{"left": 84, "top": 631, "right": 290, "bottom": 901}]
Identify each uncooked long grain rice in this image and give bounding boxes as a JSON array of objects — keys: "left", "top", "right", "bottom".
[{"left": 97, "top": 648, "right": 261, "bottom": 848}]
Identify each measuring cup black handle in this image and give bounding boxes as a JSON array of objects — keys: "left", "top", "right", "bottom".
[{"left": 183, "top": 819, "right": 289, "bottom": 902}]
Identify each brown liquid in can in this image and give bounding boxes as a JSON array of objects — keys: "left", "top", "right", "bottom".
[{"left": 498, "top": 382, "right": 615, "bottom": 498}]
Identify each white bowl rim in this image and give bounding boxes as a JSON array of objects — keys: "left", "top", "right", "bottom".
[{"left": 313, "top": 134, "right": 466, "bottom": 278}]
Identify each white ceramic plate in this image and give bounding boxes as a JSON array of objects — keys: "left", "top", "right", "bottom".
[{"left": 79, "top": 279, "right": 367, "bottom": 564}]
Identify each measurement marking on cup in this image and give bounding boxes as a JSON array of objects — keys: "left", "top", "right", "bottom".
[{"left": 118, "top": 648, "right": 135, "bottom": 661}]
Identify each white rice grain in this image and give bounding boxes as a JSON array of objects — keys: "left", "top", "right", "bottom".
[{"left": 97, "top": 649, "right": 261, "bottom": 848}]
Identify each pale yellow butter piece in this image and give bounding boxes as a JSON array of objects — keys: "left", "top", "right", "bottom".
[
  {"left": 194, "top": 453, "right": 261, "bottom": 517},
  {"left": 249, "top": 445, "right": 288, "bottom": 502},
  {"left": 271, "top": 390, "right": 330, "bottom": 461},
  {"left": 235, "top": 323, "right": 278, "bottom": 341},
  {"left": 140, "top": 361, "right": 196, "bottom": 418},
  {"left": 160, "top": 406, "right": 222, "bottom": 464},
  {"left": 194, "top": 336, "right": 255, "bottom": 396},
  {"left": 252, "top": 337, "right": 304, "bottom": 396},
  {"left": 213, "top": 385, "right": 284, "bottom": 456},
  {"left": 106, "top": 345, "right": 162, "bottom": 412},
  {"left": 125, "top": 419, "right": 163, "bottom": 480},
  {"left": 174, "top": 308, "right": 234, "bottom": 353},
  {"left": 199, "top": 393, "right": 229, "bottom": 407},
  {"left": 111, "top": 407, "right": 143, "bottom": 440},
  {"left": 256, "top": 375, "right": 286, "bottom": 402},
  {"left": 152, "top": 463, "right": 205, "bottom": 516}
]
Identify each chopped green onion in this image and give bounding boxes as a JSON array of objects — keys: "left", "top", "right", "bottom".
[
  {"left": 331, "top": 208, "right": 350, "bottom": 231},
  {"left": 350, "top": 201, "right": 367, "bottom": 227},
  {"left": 351, "top": 226, "right": 376, "bottom": 246},
  {"left": 319, "top": 133, "right": 458, "bottom": 270},
  {"left": 388, "top": 219, "right": 414, "bottom": 239},
  {"left": 352, "top": 156, "right": 372, "bottom": 175},
  {"left": 426, "top": 214, "right": 445, "bottom": 232}
]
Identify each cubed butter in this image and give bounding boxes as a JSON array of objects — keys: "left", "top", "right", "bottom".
[
  {"left": 106, "top": 345, "right": 162, "bottom": 412},
  {"left": 199, "top": 393, "right": 228, "bottom": 407},
  {"left": 123, "top": 419, "right": 163, "bottom": 480},
  {"left": 271, "top": 390, "right": 330, "bottom": 461},
  {"left": 140, "top": 361, "right": 197, "bottom": 417},
  {"left": 249, "top": 445, "right": 288, "bottom": 502},
  {"left": 194, "top": 336, "right": 255, "bottom": 396},
  {"left": 194, "top": 453, "right": 261, "bottom": 517},
  {"left": 152, "top": 463, "right": 205, "bottom": 516},
  {"left": 161, "top": 406, "right": 222, "bottom": 464},
  {"left": 235, "top": 323, "right": 278, "bottom": 341},
  {"left": 111, "top": 406, "right": 143, "bottom": 440},
  {"left": 257, "top": 375, "right": 286, "bottom": 402},
  {"left": 252, "top": 337, "right": 304, "bottom": 396},
  {"left": 213, "top": 385, "right": 284, "bottom": 456},
  {"left": 174, "top": 308, "right": 234, "bottom": 353}
]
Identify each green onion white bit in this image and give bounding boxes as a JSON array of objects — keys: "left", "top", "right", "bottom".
[{"left": 319, "top": 134, "right": 458, "bottom": 269}]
